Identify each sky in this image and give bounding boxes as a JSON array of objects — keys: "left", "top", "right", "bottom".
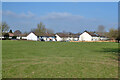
[{"left": 2, "top": 2, "right": 118, "bottom": 33}]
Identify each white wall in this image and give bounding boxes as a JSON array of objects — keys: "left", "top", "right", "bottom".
[
  {"left": 73, "top": 38, "right": 78, "bottom": 41},
  {"left": 100, "top": 37, "right": 109, "bottom": 40},
  {"left": 55, "top": 34, "right": 62, "bottom": 41},
  {"left": 66, "top": 37, "right": 73, "bottom": 41},
  {"left": 0, "top": 37, "right": 4, "bottom": 39},
  {"left": 26, "top": 33, "right": 37, "bottom": 41},
  {"left": 22, "top": 37, "right": 27, "bottom": 40},
  {"left": 41, "top": 37, "right": 56, "bottom": 41},
  {"left": 16, "top": 37, "right": 21, "bottom": 39},
  {"left": 55, "top": 34, "right": 78, "bottom": 41},
  {"left": 49, "top": 37, "right": 56, "bottom": 41},
  {"left": 79, "top": 32, "right": 92, "bottom": 41},
  {"left": 92, "top": 37, "right": 100, "bottom": 41}
]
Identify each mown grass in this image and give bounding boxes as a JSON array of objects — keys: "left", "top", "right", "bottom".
[{"left": 2, "top": 40, "right": 118, "bottom": 78}]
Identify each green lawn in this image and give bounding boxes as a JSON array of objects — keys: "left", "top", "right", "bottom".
[{"left": 2, "top": 40, "right": 118, "bottom": 78}]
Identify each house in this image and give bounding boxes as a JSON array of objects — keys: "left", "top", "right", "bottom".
[
  {"left": 1, "top": 33, "right": 5, "bottom": 39},
  {"left": 17, "top": 34, "right": 28, "bottom": 40},
  {"left": 72, "top": 34, "right": 80, "bottom": 41},
  {"left": 8, "top": 33, "right": 15, "bottom": 39},
  {"left": 55, "top": 33, "right": 79, "bottom": 41},
  {"left": 79, "top": 31, "right": 108, "bottom": 41},
  {"left": 13, "top": 31, "right": 28, "bottom": 40},
  {"left": 100, "top": 36, "right": 109, "bottom": 41},
  {"left": 97, "top": 33, "right": 109, "bottom": 41},
  {"left": 26, "top": 32, "right": 56, "bottom": 41},
  {"left": 39, "top": 34, "right": 56, "bottom": 41},
  {"left": 26, "top": 32, "right": 38, "bottom": 41},
  {"left": 2, "top": 33, "right": 15, "bottom": 39}
]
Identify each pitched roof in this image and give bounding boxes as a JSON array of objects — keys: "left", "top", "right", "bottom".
[
  {"left": 40, "top": 33, "right": 55, "bottom": 37},
  {"left": 8, "top": 33, "right": 14, "bottom": 37},
  {"left": 56, "top": 33, "right": 70, "bottom": 38},
  {"left": 28, "top": 32, "right": 55, "bottom": 37},
  {"left": 71, "top": 34, "right": 79, "bottom": 38},
  {"left": 84, "top": 31, "right": 99, "bottom": 37},
  {"left": 96, "top": 33, "right": 106, "bottom": 37},
  {"left": 19, "top": 34, "right": 28, "bottom": 37},
  {"left": 27, "top": 32, "right": 40, "bottom": 36},
  {"left": 2, "top": 33, "right": 14, "bottom": 37}
]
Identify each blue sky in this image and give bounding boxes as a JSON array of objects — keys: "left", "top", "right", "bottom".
[{"left": 2, "top": 2, "right": 118, "bottom": 33}]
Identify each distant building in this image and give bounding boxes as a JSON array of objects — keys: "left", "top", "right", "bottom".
[
  {"left": 26, "top": 32, "right": 56, "bottom": 41},
  {"left": 79, "top": 31, "right": 108, "bottom": 41},
  {"left": 26, "top": 32, "right": 79, "bottom": 41},
  {"left": 16, "top": 34, "right": 28, "bottom": 40},
  {"left": 26, "top": 32, "right": 38, "bottom": 41},
  {"left": 1, "top": 31, "right": 109, "bottom": 42},
  {"left": 55, "top": 33, "right": 79, "bottom": 41},
  {"left": 39, "top": 34, "right": 56, "bottom": 41},
  {"left": 1, "top": 33, "right": 14, "bottom": 39}
]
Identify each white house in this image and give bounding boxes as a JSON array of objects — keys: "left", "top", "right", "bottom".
[
  {"left": 26, "top": 32, "right": 38, "bottom": 41},
  {"left": 79, "top": 31, "right": 108, "bottom": 41},
  {"left": 26, "top": 32, "right": 56, "bottom": 41},
  {"left": 55, "top": 33, "right": 79, "bottom": 41},
  {"left": 39, "top": 34, "right": 56, "bottom": 41},
  {"left": 2, "top": 33, "right": 15, "bottom": 39},
  {"left": 55, "top": 34, "right": 63, "bottom": 41},
  {"left": 99, "top": 36, "right": 109, "bottom": 41},
  {"left": 15, "top": 34, "right": 28, "bottom": 40},
  {"left": 72, "top": 34, "right": 79, "bottom": 41}
]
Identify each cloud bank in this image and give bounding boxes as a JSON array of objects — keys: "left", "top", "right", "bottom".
[{"left": 2, "top": 10, "right": 117, "bottom": 33}]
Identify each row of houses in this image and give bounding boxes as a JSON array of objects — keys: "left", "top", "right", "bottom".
[
  {"left": 1, "top": 30, "right": 108, "bottom": 41},
  {"left": 29, "top": 31, "right": 109, "bottom": 41}
]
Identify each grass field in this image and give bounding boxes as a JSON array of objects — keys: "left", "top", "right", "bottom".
[{"left": 2, "top": 40, "right": 118, "bottom": 78}]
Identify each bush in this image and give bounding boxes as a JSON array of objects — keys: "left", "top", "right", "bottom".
[
  {"left": 3, "top": 37, "right": 11, "bottom": 40},
  {"left": 4, "top": 33, "right": 10, "bottom": 40},
  {"left": 4, "top": 33, "right": 9, "bottom": 38}
]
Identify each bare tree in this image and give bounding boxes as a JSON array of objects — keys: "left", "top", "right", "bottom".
[
  {"left": 97, "top": 25, "right": 106, "bottom": 36},
  {"left": 1, "top": 22, "right": 9, "bottom": 32},
  {"left": 14, "top": 30, "right": 22, "bottom": 36},
  {"left": 97, "top": 25, "right": 105, "bottom": 32},
  {"left": 46, "top": 28, "right": 54, "bottom": 34},
  {"left": 37, "top": 22, "right": 46, "bottom": 33},
  {"left": 62, "top": 30, "right": 67, "bottom": 34},
  {"left": 32, "top": 22, "right": 47, "bottom": 35}
]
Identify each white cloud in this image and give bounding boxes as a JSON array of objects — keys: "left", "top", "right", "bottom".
[
  {"left": 20, "top": 11, "right": 35, "bottom": 18},
  {"left": 3, "top": 10, "right": 15, "bottom": 16},
  {"left": 3, "top": 10, "right": 35, "bottom": 19},
  {"left": 40, "top": 12, "right": 84, "bottom": 20},
  {"left": 2, "top": 10, "right": 117, "bottom": 33}
]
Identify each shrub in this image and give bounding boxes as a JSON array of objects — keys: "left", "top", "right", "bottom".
[{"left": 4, "top": 33, "right": 10, "bottom": 40}]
